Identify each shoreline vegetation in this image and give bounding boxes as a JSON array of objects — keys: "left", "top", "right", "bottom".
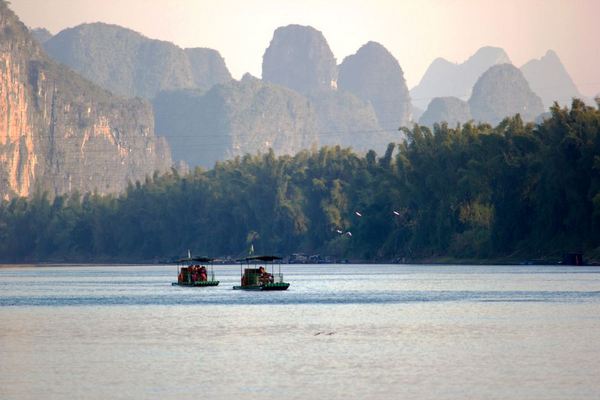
[
  {"left": 0, "top": 256, "right": 598, "bottom": 266},
  {"left": 1, "top": 100, "right": 600, "bottom": 265}
]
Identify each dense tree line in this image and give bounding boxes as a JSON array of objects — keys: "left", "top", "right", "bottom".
[{"left": 1, "top": 99, "right": 599, "bottom": 262}]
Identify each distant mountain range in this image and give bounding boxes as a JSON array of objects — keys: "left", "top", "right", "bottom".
[
  {"left": 419, "top": 64, "right": 544, "bottom": 127},
  {"left": 2, "top": 0, "right": 588, "bottom": 181},
  {"left": 31, "top": 22, "right": 412, "bottom": 167},
  {"left": 411, "top": 46, "right": 511, "bottom": 110},
  {"left": 413, "top": 47, "right": 586, "bottom": 126},
  {"left": 153, "top": 27, "right": 400, "bottom": 168}
]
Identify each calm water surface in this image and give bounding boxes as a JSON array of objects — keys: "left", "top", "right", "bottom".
[{"left": 1, "top": 264, "right": 600, "bottom": 399}]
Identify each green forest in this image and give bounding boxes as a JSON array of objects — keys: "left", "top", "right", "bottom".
[{"left": 1, "top": 99, "right": 599, "bottom": 263}]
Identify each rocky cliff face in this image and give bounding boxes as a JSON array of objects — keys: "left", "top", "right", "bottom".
[
  {"left": 0, "top": 2, "right": 171, "bottom": 199},
  {"left": 43, "top": 23, "right": 231, "bottom": 99},
  {"left": 338, "top": 41, "right": 411, "bottom": 130},
  {"left": 153, "top": 74, "right": 319, "bottom": 168},
  {"left": 262, "top": 25, "right": 337, "bottom": 95},
  {"left": 521, "top": 50, "right": 582, "bottom": 109},
  {"left": 310, "top": 89, "right": 390, "bottom": 152},
  {"left": 261, "top": 29, "right": 405, "bottom": 154},
  {"left": 469, "top": 64, "right": 544, "bottom": 125},
  {"left": 411, "top": 46, "right": 511, "bottom": 110},
  {"left": 419, "top": 97, "right": 472, "bottom": 127},
  {"left": 31, "top": 28, "right": 52, "bottom": 44},
  {"left": 185, "top": 48, "right": 232, "bottom": 92}
]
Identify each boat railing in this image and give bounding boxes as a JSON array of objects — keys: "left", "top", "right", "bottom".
[{"left": 272, "top": 273, "right": 284, "bottom": 283}]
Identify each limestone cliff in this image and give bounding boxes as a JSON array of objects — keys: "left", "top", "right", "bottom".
[
  {"left": 338, "top": 41, "right": 411, "bottom": 130},
  {"left": 411, "top": 47, "right": 511, "bottom": 110},
  {"left": 31, "top": 28, "right": 52, "bottom": 44},
  {"left": 419, "top": 97, "right": 472, "bottom": 127},
  {"left": 469, "top": 64, "right": 544, "bottom": 125},
  {"left": 153, "top": 74, "right": 319, "bottom": 168},
  {"left": 310, "top": 89, "right": 393, "bottom": 153},
  {"left": 43, "top": 23, "right": 232, "bottom": 99},
  {"left": 185, "top": 48, "right": 232, "bottom": 92},
  {"left": 262, "top": 25, "right": 337, "bottom": 95},
  {"left": 0, "top": 1, "right": 171, "bottom": 199},
  {"left": 521, "top": 50, "right": 582, "bottom": 109}
]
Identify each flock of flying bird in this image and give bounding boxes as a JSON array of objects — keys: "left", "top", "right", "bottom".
[{"left": 334, "top": 210, "right": 403, "bottom": 237}]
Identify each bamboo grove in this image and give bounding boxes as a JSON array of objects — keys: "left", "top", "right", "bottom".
[{"left": 1, "top": 99, "right": 599, "bottom": 262}]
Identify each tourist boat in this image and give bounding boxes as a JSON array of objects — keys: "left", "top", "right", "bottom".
[
  {"left": 171, "top": 255, "right": 219, "bottom": 287},
  {"left": 233, "top": 255, "right": 290, "bottom": 291}
]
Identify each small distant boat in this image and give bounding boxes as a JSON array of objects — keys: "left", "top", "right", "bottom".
[
  {"left": 233, "top": 255, "right": 290, "bottom": 291},
  {"left": 171, "top": 255, "right": 219, "bottom": 287}
]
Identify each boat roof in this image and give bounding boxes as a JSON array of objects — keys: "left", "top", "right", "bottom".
[
  {"left": 175, "top": 256, "right": 214, "bottom": 263},
  {"left": 238, "top": 255, "right": 282, "bottom": 262}
]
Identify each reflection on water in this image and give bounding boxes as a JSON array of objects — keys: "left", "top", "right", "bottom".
[{"left": 1, "top": 264, "right": 600, "bottom": 399}]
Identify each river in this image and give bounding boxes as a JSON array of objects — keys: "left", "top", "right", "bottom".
[{"left": 1, "top": 264, "right": 599, "bottom": 399}]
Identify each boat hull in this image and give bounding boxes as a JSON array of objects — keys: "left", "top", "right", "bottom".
[
  {"left": 172, "top": 281, "right": 219, "bottom": 287},
  {"left": 232, "top": 282, "right": 290, "bottom": 291}
]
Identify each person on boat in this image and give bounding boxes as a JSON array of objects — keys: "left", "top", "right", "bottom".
[
  {"left": 258, "top": 266, "right": 272, "bottom": 284},
  {"left": 178, "top": 271, "right": 184, "bottom": 283},
  {"left": 199, "top": 266, "right": 207, "bottom": 282}
]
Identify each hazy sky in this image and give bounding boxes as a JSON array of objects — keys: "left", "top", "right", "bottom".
[{"left": 10, "top": 0, "right": 600, "bottom": 96}]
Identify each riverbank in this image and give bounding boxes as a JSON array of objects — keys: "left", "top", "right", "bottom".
[{"left": 2, "top": 253, "right": 599, "bottom": 266}]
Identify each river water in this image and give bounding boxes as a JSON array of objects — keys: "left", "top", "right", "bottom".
[{"left": 1, "top": 264, "right": 599, "bottom": 399}]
